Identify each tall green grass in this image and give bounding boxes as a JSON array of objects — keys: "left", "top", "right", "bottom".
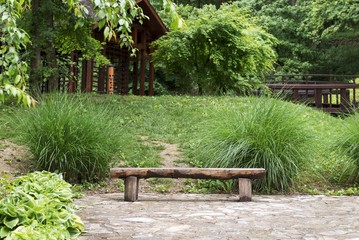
[
  {"left": 2, "top": 94, "right": 357, "bottom": 192},
  {"left": 18, "top": 94, "right": 123, "bottom": 183},
  {"left": 195, "top": 97, "right": 315, "bottom": 192},
  {"left": 333, "top": 113, "right": 359, "bottom": 182}
]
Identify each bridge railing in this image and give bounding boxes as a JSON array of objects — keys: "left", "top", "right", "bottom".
[
  {"left": 265, "top": 74, "right": 358, "bottom": 84},
  {"left": 265, "top": 74, "right": 359, "bottom": 113}
]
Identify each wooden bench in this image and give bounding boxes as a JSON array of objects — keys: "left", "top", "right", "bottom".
[{"left": 110, "top": 168, "right": 266, "bottom": 202}]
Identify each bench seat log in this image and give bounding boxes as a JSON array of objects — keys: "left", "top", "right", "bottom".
[
  {"left": 110, "top": 168, "right": 266, "bottom": 180},
  {"left": 110, "top": 168, "right": 266, "bottom": 202}
]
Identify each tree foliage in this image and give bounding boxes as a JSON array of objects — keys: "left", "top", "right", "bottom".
[
  {"left": 0, "top": 0, "right": 33, "bottom": 105},
  {"left": 231, "top": 0, "right": 359, "bottom": 75},
  {"left": 173, "top": 0, "right": 228, "bottom": 8},
  {"left": 304, "top": 0, "right": 359, "bottom": 40},
  {"left": 150, "top": 0, "right": 185, "bottom": 30},
  {"left": 0, "top": 0, "right": 146, "bottom": 105},
  {"left": 235, "top": 0, "right": 315, "bottom": 73},
  {"left": 302, "top": 0, "right": 359, "bottom": 74},
  {"left": 153, "top": 3, "right": 277, "bottom": 95}
]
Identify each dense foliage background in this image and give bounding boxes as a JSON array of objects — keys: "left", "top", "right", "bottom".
[
  {"left": 1, "top": 0, "right": 358, "bottom": 101},
  {"left": 152, "top": 0, "right": 359, "bottom": 94}
]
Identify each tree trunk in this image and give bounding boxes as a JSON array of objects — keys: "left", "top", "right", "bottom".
[
  {"left": 29, "top": 0, "right": 42, "bottom": 95},
  {"left": 198, "top": 83, "right": 203, "bottom": 95},
  {"left": 46, "top": 48, "right": 59, "bottom": 92},
  {"left": 45, "top": 8, "right": 59, "bottom": 92}
]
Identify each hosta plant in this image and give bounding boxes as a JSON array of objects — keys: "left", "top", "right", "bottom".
[{"left": 0, "top": 171, "right": 84, "bottom": 240}]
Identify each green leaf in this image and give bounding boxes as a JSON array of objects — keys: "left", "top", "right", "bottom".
[
  {"left": 4, "top": 217, "right": 19, "bottom": 229},
  {"left": 14, "top": 75, "right": 21, "bottom": 84},
  {"left": 98, "top": 19, "right": 106, "bottom": 29},
  {"left": 104, "top": 26, "right": 110, "bottom": 39},
  {"left": 0, "top": 226, "right": 11, "bottom": 238}
]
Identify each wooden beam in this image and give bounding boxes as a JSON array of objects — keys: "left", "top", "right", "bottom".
[
  {"left": 340, "top": 89, "right": 350, "bottom": 106},
  {"left": 149, "top": 48, "right": 154, "bottom": 96},
  {"left": 239, "top": 178, "right": 252, "bottom": 202},
  {"left": 267, "top": 83, "right": 359, "bottom": 89},
  {"left": 110, "top": 168, "right": 266, "bottom": 180},
  {"left": 314, "top": 88, "right": 322, "bottom": 108},
  {"left": 124, "top": 176, "right": 139, "bottom": 202},
  {"left": 132, "top": 55, "right": 139, "bottom": 95},
  {"left": 139, "top": 49, "right": 146, "bottom": 96},
  {"left": 97, "top": 47, "right": 107, "bottom": 93},
  {"left": 81, "top": 59, "right": 93, "bottom": 92},
  {"left": 107, "top": 65, "right": 114, "bottom": 94}
]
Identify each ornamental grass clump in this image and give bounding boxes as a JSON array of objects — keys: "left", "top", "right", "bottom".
[
  {"left": 196, "top": 97, "right": 314, "bottom": 192},
  {"left": 19, "top": 94, "right": 122, "bottom": 183},
  {"left": 334, "top": 112, "right": 359, "bottom": 182}
]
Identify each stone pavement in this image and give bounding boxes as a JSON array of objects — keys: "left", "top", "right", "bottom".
[{"left": 76, "top": 193, "right": 359, "bottom": 240}]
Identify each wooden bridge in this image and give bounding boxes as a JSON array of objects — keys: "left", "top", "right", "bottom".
[{"left": 265, "top": 74, "right": 359, "bottom": 113}]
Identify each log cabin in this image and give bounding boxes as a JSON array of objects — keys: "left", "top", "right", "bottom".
[{"left": 59, "top": 0, "right": 167, "bottom": 96}]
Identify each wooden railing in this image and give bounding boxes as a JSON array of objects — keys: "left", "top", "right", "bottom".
[
  {"left": 265, "top": 74, "right": 359, "bottom": 113},
  {"left": 265, "top": 74, "right": 357, "bottom": 84}
]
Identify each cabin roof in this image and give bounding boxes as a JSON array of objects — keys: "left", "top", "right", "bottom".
[
  {"left": 81, "top": 0, "right": 167, "bottom": 41},
  {"left": 136, "top": 0, "right": 167, "bottom": 40}
]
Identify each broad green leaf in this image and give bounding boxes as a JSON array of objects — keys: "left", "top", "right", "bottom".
[
  {"left": 104, "top": 26, "right": 110, "bottom": 39},
  {"left": 0, "top": 226, "right": 11, "bottom": 238},
  {"left": 14, "top": 75, "right": 21, "bottom": 84},
  {"left": 4, "top": 217, "right": 19, "bottom": 229}
]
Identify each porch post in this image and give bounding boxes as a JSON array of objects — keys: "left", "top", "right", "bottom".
[{"left": 107, "top": 65, "right": 114, "bottom": 95}]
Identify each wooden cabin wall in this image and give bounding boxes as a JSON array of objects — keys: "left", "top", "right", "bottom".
[{"left": 58, "top": 26, "right": 156, "bottom": 95}]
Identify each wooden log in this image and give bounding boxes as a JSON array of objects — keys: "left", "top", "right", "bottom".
[
  {"left": 124, "top": 176, "right": 139, "bottom": 202},
  {"left": 239, "top": 178, "right": 252, "bottom": 202},
  {"left": 110, "top": 168, "right": 266, "bottom": 180}
]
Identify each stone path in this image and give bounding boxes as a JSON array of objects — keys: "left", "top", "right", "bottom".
[{"left": 76, "top": 193, "right": 359, "bottom": 240}]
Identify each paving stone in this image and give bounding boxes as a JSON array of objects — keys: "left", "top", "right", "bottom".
[{"left": 76, "top": 193, "right": 359, "bottom": 240}]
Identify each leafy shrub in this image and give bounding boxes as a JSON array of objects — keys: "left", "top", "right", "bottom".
[
  {"left": 19, "top": 94, "right": 122, "bottom": 183},
  {"left": 0, "top": 171, "right": 84, "bottom": 239},
  {"left": 153, "top": 3, "right": 277, "bottom": 95},
  {"left": 0, "top": 176, "right": 12, "bottom": 201},
  {"left": 334, "top": 113, "right": 359, "bottom": 182},
  {"left": 196, "top": 97, "right": 314, "bottom": 192}
]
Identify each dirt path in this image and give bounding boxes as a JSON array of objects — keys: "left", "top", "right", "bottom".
[
  {"left": 0, "top": 140, "right": 31, "bottom": 177},
  {"left": 129, "top": 139, "right": 191, "bottom": 194}
]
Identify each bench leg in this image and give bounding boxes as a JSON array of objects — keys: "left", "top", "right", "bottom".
[
  {"left": 239, "top": 178, "right": 252, "bottom": 202},
  {"left": 124, "top": 176, "right": 139, "bottom": 202}
]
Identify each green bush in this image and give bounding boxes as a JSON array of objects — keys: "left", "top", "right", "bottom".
[
  {"left": 196, "top": 97, "right": 314, "bottom": 192},
  {"left": 0, "top": 171, "right": 84, "bottom": 240},
  {"left": 334, "top": 113, "right": 359, "bottom": 182},
  {"left": 19, "top": 94, "right": 122, "bottom": 183}
]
